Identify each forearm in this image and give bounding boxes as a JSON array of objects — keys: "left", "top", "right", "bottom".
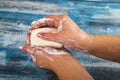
[
  {"left": 51, "top": 57, "right": 94, "bottom": 80},
  {"left": 88, "top": 35, "right": 120, "bottom": 62}
]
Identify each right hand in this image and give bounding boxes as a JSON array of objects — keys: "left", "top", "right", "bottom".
[
  {"left": 19, "top": 44, "right": 75, "bottom": 70},
  {"left": 30, "top": 14, "right": 94, "bottom": 50}
]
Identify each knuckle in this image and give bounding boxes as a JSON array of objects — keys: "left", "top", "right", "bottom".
[{"left": 60, "top": 14, "right": 68, "bottom": 18}]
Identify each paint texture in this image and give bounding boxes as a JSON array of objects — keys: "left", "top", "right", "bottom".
[{"left": 0, "top": 0, "right": 120, "bottom": 80}]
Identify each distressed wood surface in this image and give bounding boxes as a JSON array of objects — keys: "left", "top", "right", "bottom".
[{"left": 0, "top": 0, "right": 120, "bottom": 80}]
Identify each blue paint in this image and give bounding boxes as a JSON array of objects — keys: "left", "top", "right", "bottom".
[
  {"left": 0, "top": 0, "right": 120, "bottom": 80},
  {"left": 0, "top": 11, "right": 46, "bottom": 25}
]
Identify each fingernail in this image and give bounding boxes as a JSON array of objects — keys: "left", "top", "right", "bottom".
[
  {"left": 31, "top": 20, "right": 37, "bottom": 25},
  {"left": 26, "top": 33, "right": 31, "bottom": 44},
  {"left": 19, "top": 46, "right": 24, "bottom": 50}
]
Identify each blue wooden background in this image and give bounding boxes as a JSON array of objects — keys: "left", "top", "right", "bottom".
[{"left": 0, "top": 0, "right": 120, "bottom": 80}]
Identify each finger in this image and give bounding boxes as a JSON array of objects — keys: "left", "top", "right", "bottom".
[
  {"left": 45, "top": 15, "right": 69, "bottom": 31},
  {"left": 31, "top": 20, "right": 37, "bottom": 25},
  {"left": 30, "top": 54, "right": 36, "bottom": 62},
  {"left": 19, "top": 45, "right": 25, "bottom": 52},
  {"left": 30, "top": 14, "right": 65, "bottom": 31},
  {"left": 19, "top": 45, "right": 35, "bottom": 54},
  {"left": 45, "top": 14, "right": 64, "bottom": 20},
  {"left": 26, "top": 32, "right": 31, "bottom": 44},
  {"left": 29, "top": 54, "right": 40, "bottom": 67},
  {"left": 37, "top": 32, "right": 61, "bottom": 42},
  {"left": 30, "top": 54, "right": 44, "bottom": 67},
  {"left": 31, "top": 18, "right": 53, "bottom": 27},
  {"left": 30, "top": 20, "right": 45, "bottom": 31},
  {"left": 31, "top": 14, "right": 68, "bottom": 29},
  {"left": 30, "top": 18, "right": 58, "bottom": 31},
  {"left": 45, "top": 15, "right": 63, "bottom": 28},
  {"left": 45, "top": 15, "right": 60, "bottom": 23}
]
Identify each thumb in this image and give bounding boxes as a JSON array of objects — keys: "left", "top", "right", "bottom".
[
  {"left": 37, "top": 32, "right": 60, "bottom": 42},
  {"left": 19, "top": 45, "right": 35, "bottom": 54}
]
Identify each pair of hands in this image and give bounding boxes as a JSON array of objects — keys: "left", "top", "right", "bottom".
[{"left": 19, "top": 14, "right": 94, "bottom": 70}]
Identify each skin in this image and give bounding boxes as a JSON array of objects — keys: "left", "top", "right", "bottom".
[
  {"left": 30, "top": 14, "right": 120, "bottom": 62},
  {"left": 89, "top": 35, "right": 120, "bottom": 62},
  {"left": 19, "top": 14, "right": 120, "bottom": 80},
  {"left": 30, "top": 14, "right": 93, "bottom": 50},
  {"left": 19, "top": 45, "right": 94, "bottom": 80}
]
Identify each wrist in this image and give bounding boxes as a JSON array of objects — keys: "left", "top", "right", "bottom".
[
  {"left": 86, "top": 34, "right": 95, "bottom": 50},
  {"left": 49, "top": 55, "right": 76, "bottom": 71},
  {"left": 50, "top": 57, "right": 79, "bottom": 79},
  {"left": 50, "top": 56, "right": 94, "bottom": 80},
  {"left": 77, "top": 31, "right": 95, "bottom": 50}
]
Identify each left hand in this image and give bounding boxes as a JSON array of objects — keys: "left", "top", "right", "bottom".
[{"left": 28, "top": 14, "right": 94, "bottom": 50}]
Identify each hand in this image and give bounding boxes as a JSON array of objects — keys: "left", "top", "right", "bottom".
[
  {"left": 19, "top": 45, "right": 73, "bottom": 70},
  {"left": 30, "top": 14, "right": 94, "bottom": 50},
  {"left": 19, "top": 45, "right": 94, "bottom": 80}
]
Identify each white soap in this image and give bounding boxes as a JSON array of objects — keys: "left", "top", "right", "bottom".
[{"left": 30, "top": 28, "right": 63, "bottom": 48}]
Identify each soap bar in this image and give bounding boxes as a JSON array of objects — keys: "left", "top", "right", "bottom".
[{"left": 30, "top": 28, "right": 63, "bottom": 48}]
